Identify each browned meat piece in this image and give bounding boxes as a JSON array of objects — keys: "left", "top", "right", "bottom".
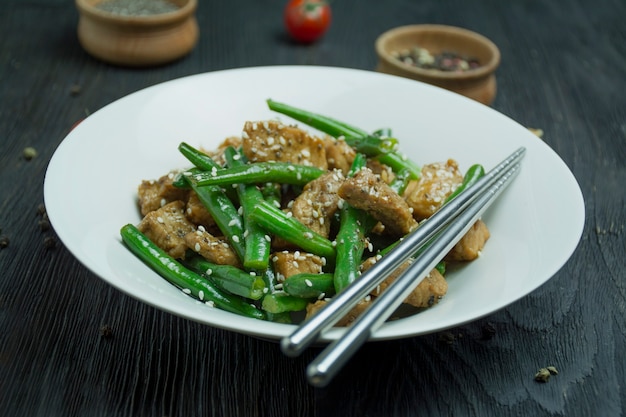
[
  {"left": 241, "top": 120, "right": 328, "bottom": 169},
  {"left": 184, "top": 191, "right": 217, "bottom": 231},
  {"left": 305, "top": 298, "right": 373, "bottom": 326},
  {"left": 137, "top": 200, "right": 196, "bottom": 259},
  {"left": 338, "top": 168, "right": 418, "bottom": 236},
  {"left": 361, "top": 257, "right": 448, "bottom": 308},
  {"left": 184, "top": 228, "right": 241, "bottom": 267},
  {"left": 445, "top": 219, "right": 490, "bottom": 261},
  {"left": 404, "top": 159, "right": 463, "bottom": 220},
  {"left": 289, "top": 170, "right": 345, "bottom": 238},
  {"left": 271, "top": 251, "right": 325, "bottom": 280},
  {"left": 137, "top": 171, "right": 189, "bottom": 216},
  {"left": 324, "top": 138, "right": 355, "bottom": 173}
]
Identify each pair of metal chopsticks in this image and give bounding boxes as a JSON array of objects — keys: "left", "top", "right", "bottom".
[{"left": 281, "top": 147, "right": 526, "bottom": 387}]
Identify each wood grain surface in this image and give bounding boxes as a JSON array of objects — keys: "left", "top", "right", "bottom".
[{"left": 1, "top": 0, "right": 624, "bottom": 416}]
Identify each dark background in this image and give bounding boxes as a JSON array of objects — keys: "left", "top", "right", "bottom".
[{"left": 1, "top": 0, "right": 624, "bottom": 416}]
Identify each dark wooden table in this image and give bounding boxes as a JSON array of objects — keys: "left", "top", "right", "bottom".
[{"left": 1, "top": 0, "right": 624, "bottom": 416}]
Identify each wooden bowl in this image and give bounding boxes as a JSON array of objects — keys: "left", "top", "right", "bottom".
[
  {"left": 76, "top": 0, "right": 199, "bottom": 67},
  {"left": 375, "top": 24, "right": 501, "bottom": 105}
]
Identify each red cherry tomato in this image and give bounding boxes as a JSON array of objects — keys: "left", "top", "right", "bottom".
[{"left": 284, "top": 0, "right": 331, "bottom": 43}]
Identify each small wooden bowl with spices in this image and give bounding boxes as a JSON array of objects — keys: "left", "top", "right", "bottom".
[
  {"left": 375, "top": 24, "right": 501, "bottom": 105},
  {"left": 76, "top": 0, "right": 199, "bottom": 67}
]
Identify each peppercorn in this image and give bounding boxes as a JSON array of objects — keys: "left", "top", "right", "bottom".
[
  {"left": 0, "top": 236, "right": 9, "bottom": 249},
  {"left": 23, "top": 147, "right": 38, "bottom": 161}
]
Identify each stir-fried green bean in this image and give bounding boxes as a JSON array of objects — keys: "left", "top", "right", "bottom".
[
  {"left": 181, "top": 168, "right": 246, "bottom": 262},
  {"left": 223, "top": 147, "right": 272, "bottom": 271},
  {"left": 333, "top": 154, "right": 378, "bottom": 293},
  {"left": 185, "top": 256, "right": 267, "bottom": 300},
  {"left": 120, "top": 224, "right": 266, "bottom": 320},
  {"left": 249, "top": 200, "right": 336, "bottom": 261},
  {"left": 284, "top": 273, "right": 335, "bottom": 299},
  {"left": 190, "top": 162, "right": 325, "bottom": 187}
]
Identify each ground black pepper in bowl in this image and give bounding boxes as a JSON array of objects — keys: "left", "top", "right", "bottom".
[{"left": 392, "top": 46, "right": 480, "bottom": 72}]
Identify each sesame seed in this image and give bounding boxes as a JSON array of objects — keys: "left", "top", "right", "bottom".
[
  {"left": 206, "top": 268, "right": 213, "bottom": 275},
  {"left": 318, "top": 292, "right": 326, "bottom": 300},
  {"left": 286, "top": 212, "right": 293, "bottom": 218},
  {"left": 182, "top": 288, "right": 191, "bottom": 294},
  {"left": 157, "top": 216, "right": 164, "bottom": 223},
  {"left": 194, "top": 243, "right": 201, "bottom": 252},
  {"left": 303, "top": 232, "right": 313, "bottom": 239},
  {"left": 198, "top": 225, "right": 206, "bottom": 232},
  {"left": 198, "top": 290, "right": 204, "bottom": 300},
  {"left": 228, "top": 219, "right": 238, "bottom": 227},
  {"left": 292, "top": 261, "right": 299, "bottom": 268},
  {"left": 241, "top": 130, "right": 249, "bottom": 139},
  {"left": 232, "top": 235, "right": 240, "bottom": 243},
  {"left": 305, "top": 279, "right": 313, "bottom": 287},
  {"left": 252, "top": 122, "right": 258, "bottom": 130},
  {"left": 205, "top": 300, "right": 215, "bottom": 307},
  {"left": 287, "top": 165, "right": 296, "bottom": 171}
]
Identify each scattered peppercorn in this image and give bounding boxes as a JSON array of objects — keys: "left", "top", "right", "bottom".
[
  {"left": 99, "top": 324, "right": 113, "bottom": 338},
  {"left": 43, "top": 236, "right": 57, "bottom": 249},
  {"left": 38, "top": 219, "right": 51, "bottom": 232},
  {"left": 0, "top": 236, "right": 9, "bottom": 249},
  {"left": 69, "top": 84, "right": 82, "bottom": 96},
  {"left": 23, "top": 147, "right": 38, "bottom": 160}
]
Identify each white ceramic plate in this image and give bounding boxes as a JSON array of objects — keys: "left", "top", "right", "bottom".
[{"left": 44, "top": 66, "right": 584, "bottom": 341}]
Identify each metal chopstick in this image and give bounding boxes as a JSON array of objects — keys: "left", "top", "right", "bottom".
[
  {"left": 306, "top": 161, "right": 523, "bottom": 387},
  {"left": 281, "top": 147, "right": 526, "bottom": 358}
]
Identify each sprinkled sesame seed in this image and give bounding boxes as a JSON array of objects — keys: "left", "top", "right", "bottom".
[
  {"left": 292, "top": 261, "right": 299, "bottom": 268},
  {"left": 241, "top": 130, "right": 249, "bottom": 139},
  {"left": 206, "top": 268, "right": 213, "bottom": 275},
  {"left": 228, "top": 219, "right": 238, "bottom": 227},
  {"left": 205, "top": 300, "right": 215, "bottom": 307},
  {"left": 182, "top": 288, "right": 191, "bottom": 294},
  {"left": 264, "top": 234, "right": 271, "bottom": 242},
  {"left": 297, "top": 172, "right": 302, "bottom": 181},
  {"left": 232, "top": 235, "right": 240, "bottom": 243},
  {"left": 287, "top": 165, "right": 296, "bottom": 171},
  {"left": 305, "top": 279, "right": 313, "bottom": 287},
  {"left": 194, "top": 243, "right": 201, "bottom": 252},
  {"left": 286, "top": 212, "right": 293, "bottom": 218},
  {"left": 303, "top": 232, "right": 313, "bottom": 239},
  {"left": 157, "top": 216, "right": 164, "bottom": 223},
  {"left": 318, "top": 292, "right": 326, "bottom": 300},
  {"left": 198, "top": 290, "right": 204, "bottom": 300}
]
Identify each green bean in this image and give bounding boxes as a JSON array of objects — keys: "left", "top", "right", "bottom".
[
  {"left": 248, "top": 200, "right": 336, "bottom": 261},
  {"left": 376, "top": 151, "right": 421, "bottom": 180},
  {"left": 120, "top": 224, "right": 265, "bottom": 320},
  {"left": 267, "top": 98, "right": 369, "bottom": 138},
  {"left": 388, "top": 168, "right": 412, "bottom": 196},
  {"left": 181, "top": 169, "right": 246, "bottom": 262},
  {"left": 283, "top": 273, "right": 335, "bottom": 299},
  {"left": 258, "top": 266, "right": 293, "bottom": 322},
  {"left": 190, "top": 162, "right": 325, "bottom": 187},
  {"left": 333, "top": 154, "right": 378, "bottom": 293},
  {"left": 223, "top": 147, "right": 271, "bottom": 271},
  {"left": 261, "top": 292, "right": 311, "bottom": 314},
  {"left": 444, "top": 164, "right": 486, "bottom": 203},
  {"left": 178, "top": 142, "right": 220, "bottom": 171},
  {"left": 185, "top": 256, "right": 267, "bottom": 300},
  {"left": 342, "top": 135, "right": 399, "bottom": 157},
  {"left": 266, "top": 99, "right": 420, "bottom": 178}
]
